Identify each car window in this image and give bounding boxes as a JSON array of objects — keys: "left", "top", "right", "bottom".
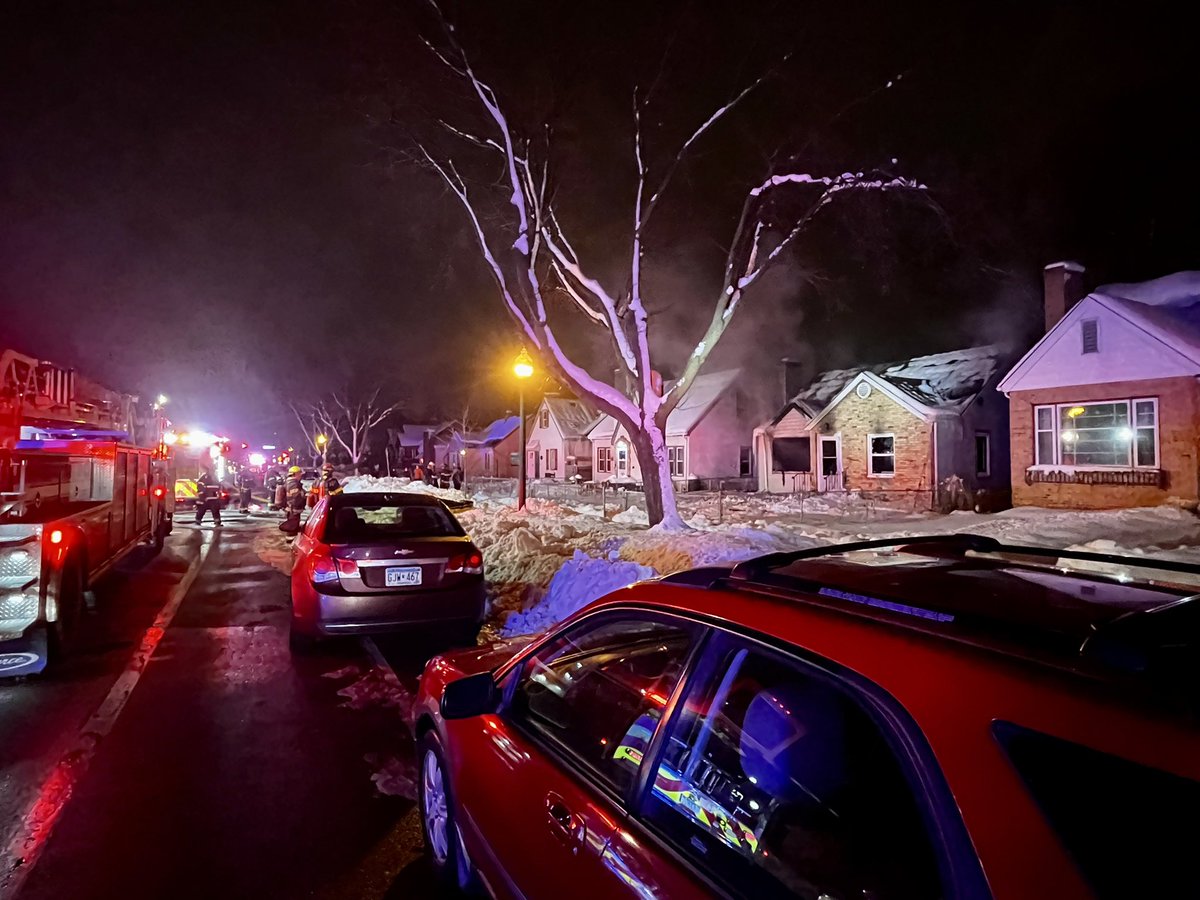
[
  {"left": 994, "top": 721, "right": 1200, "bottom": 897},
  {"left": 638, "top": 634, "right": 943, "bottom": 900},
  {"left": 507, "top": 614, "right": 699, "bottom": 795},
  {"left": 322, "top": 502, "right": 463, "bottom": 543}
]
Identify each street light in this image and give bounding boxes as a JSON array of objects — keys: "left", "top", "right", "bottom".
[
  {"left": 316, "top": 433, "right": 328, "bottom": 466},
  {"left": 513, "top": 349, "right": 534, "bottom": 509}
]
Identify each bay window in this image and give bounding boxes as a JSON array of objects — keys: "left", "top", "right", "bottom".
[{"left": 1033, "top": 399, "right": 1158, "bottom": 468}]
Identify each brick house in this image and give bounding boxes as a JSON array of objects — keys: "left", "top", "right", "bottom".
[
  {"left": 998, "top": 264, "right": 1200, "bottom": 509},
  {"left": 586, "top": 369, "right": 760, "bottom": 488},
  {"left": 754, "top": 346, "right": 1011, "bottom": 508},
  {"left": 462, "top": 415, "right": 522, "bottom": 479},
  {"left": 524, "top": 394, "right": 599, "bottom": 481}
]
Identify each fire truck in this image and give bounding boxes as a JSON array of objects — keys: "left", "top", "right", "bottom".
[{"left": 0, "top": 348, "right": 174, "bottom": 678}]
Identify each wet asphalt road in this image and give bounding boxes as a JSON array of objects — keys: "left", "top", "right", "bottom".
[{"left": 0, "top": 512, "right": 446, "bottom": 900}]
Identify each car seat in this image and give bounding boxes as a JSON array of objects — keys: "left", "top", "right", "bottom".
[
  {"left": 399, "top": 506, "right": 437, "bottom": 531},
  {"left": 333, "top": 507, "right": 362, "bottom": 537}
]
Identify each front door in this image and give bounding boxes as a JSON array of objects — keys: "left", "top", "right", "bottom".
[
  {"left": 819, "top": 436, "right": 842, "bottom": 491},
  {"left": 528, "top": 449, "right": 540, "bottom": 478}
]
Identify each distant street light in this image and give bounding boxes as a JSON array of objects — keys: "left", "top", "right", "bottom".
[
  {"left": 513, "top": 349, "right": 534, "bottom": 510},
  {"left": 316, "top": 433, "right": 328, "bottom": 465}
]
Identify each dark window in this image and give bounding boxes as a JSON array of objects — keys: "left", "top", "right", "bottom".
[
  {"left": 975, "top": 433, "right": 990, "bottom": 476},
  {"left": 322, "top": 501, "right": 463, "bottom": 543},
  {"left": 508, "top": 616, "right": 697, "bottom": 794},
  {"left": 994, "top": 721, "right": 1200, "bottom": 897},
  {"left": 1081, "top": 319, "right": 1099, "bottom": 354},
  {"left": 639, "top": 636, "right": 943, "bottom": 899},
  {"left": 597, "top": 447, "right": 613, "bottom": 473},
  {"left": 868, "top": 434, "right": 895, "bottom": 475},
  {"left": 508, "top": 452, "right": 520, "bottom": 466},
  {"left": 547, "top": 448, "right": 558, "bottom": 470},
  {"left": 539, "top": 409, "right": 550, "bottom": 428},
  {"left": 772, "top": 437, "right": 811, "bottom": 472},
  {"left": 739, "top": 446, "right": 752, "bottom": 477}
]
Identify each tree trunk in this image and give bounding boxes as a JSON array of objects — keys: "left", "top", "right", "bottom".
[{"left": 631, "top": 424, "right": 685, "bottom": 530}]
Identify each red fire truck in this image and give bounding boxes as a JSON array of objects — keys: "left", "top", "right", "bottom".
[{"left": 0, "top": 348, "right": 174, "bottom": 677}]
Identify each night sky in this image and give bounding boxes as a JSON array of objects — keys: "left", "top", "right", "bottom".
[{"left": 2, "top": 1, "right": 1196, "bottom": 442}]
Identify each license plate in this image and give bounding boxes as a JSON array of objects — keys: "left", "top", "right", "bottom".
[{"left": 385, "top": 566, "right": 422, "bottom": 587}]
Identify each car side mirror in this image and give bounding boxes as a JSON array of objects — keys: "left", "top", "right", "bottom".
[{"left": 440, "top": 672, "right": 499, "bottom": 720}]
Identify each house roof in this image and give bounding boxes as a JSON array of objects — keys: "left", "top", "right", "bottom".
[
  {"left": 467, "top": 415, "right": 520, "bottom": 447},
  {"left": 997, "top": 271, "right": 1200, "bottom": 393},
  {"left": 395, "top": 424, "right": 436, "bottom": 446},
  {"left": 543, "top": 396, "right": 601, "bottom": 438},
  {"left": 587, "top": 368, "right": 741, "bottom": 440},
  {"left": 783, "top": 345, "right": 1006, "bottom": 427}
]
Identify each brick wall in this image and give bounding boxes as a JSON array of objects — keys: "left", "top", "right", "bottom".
[
  {"left": 1009, "top": 376, "right": 1200, "bottom": 508},
  {"left": 819, "top": 387, "right": 932, "bottom": 492}
]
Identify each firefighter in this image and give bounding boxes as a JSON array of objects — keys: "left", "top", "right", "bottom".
[
  {"left": 310, "top": 463, "right": 342, "bottom": 503},
  {"left": 282, "top": 465, "right": 304, "bottom": 528},
  {"left": 194, "top": 468, "right": 223, "bottom": 526}
]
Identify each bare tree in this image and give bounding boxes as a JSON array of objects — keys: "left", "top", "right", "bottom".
[
  {"left": 311, "top": 391, "right": 400, "bottom": 472},
  {"left": 290, "top": 403, "right": 324, "bottom": 467},
  {"left": 418, "top": 3, "right": 925, "bottom": 527}
]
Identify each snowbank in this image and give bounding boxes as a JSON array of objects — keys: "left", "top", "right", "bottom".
[
  {"left": 341, "top": 474, "right": 469, "bottom": 504},
  {"left": 502, "top": 550, "right": 658, "bottom": 636}
]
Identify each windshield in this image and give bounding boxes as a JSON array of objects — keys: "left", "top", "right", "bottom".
[{"left": 322, "top": 502, "right": 464, "bottom": 544}]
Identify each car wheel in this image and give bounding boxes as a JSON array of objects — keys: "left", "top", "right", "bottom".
[
  {"left": 288, "top": 619, "right": 319, "bottom": 654},
  {"left": 419, "top": 730, "right": 479, "bottom": 892}
]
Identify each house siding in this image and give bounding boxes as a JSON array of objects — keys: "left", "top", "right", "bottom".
[
  {"left": 818, "top": 388, "right": 932, "bottom": 493},
  {"left": 686, "top": 393, "right": 746, "bottom": 480},
  {"left": 759, "top": 408, "right": 813, "bottom": 492},
  {"left": 1009, "top": 376, "right": 1200, "bottom": 508}
]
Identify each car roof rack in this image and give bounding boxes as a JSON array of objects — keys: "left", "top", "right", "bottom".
[
  {"left": 729, "top": 533, "right": 1200, "bottom": 581},
  {"left": 721, "top": 534, "right": 1200, "bottom": 689}
]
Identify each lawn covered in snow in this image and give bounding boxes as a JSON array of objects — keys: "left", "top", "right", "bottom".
[{"left": 300, "top": 475, "right": 1200, "bottom": 639}]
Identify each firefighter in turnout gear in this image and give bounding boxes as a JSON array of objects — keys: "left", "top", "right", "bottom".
[
  {"left": 194, "top": 469, "right": 223, "bottom": 526},
  {"left": 284, "top": 466, "right": 306, "bottom": 529},
  {"left": 310, "top": 463, "right": 342, "bottom": 504}
]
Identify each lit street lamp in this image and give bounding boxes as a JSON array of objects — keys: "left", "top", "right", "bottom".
[
  {"left": 315, "top": 433, "right": 328, "bottom": 465},
  {"left": 513, "top": 349, "right": 534, "bottom": 510}
]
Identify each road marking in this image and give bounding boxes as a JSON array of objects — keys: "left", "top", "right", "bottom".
[{"left": 0, "top": 531, "right": 215, "bottom": 899}]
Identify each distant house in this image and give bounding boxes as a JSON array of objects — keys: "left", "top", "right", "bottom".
[
  {"left": 586, "top": 369, "right": 759, "bottom": 488},
  {"left": 429, "top": 423, "right": 466, "bottom": 469},
  {"left": 998, "top": 264, "right": 1200, "bottom": 509},
  {"left": 463, "top": 415, "right": 522, "bottom": 479},
  {"left": 754, "top": 345, "right": 1011, "bottom": 508},
  {"left": 525, "top": 394, "right": 599, "bottom": 480},
  {"left": 388, "top": 424, "right": 437, "bottom": 469}
]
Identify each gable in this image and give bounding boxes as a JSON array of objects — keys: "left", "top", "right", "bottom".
[
  {"left": 808, "top": 372, "right": 933, "bottom": 431},
  {"left": 998, "top": 296, "right": 1200, "bottom": 393}
]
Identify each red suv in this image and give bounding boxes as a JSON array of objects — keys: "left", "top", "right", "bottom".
[{"left": 413, "top": 535, "right": 1200, "bottom": 900}]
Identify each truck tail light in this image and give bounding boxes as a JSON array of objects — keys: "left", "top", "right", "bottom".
[
  {"left": 446, "top": 549, "right": 484, "bottom": 575},
  {"left": 153, "top": 486, "right": 166, "bottom": 498},
  {"left": 310, "top": 555, "right": 338, "bottom": 585},
  {"left": 49, "top": 529, "right": 64, "bottom": 545}
]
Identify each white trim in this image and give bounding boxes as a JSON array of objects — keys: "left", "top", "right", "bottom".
[
  {"left": 1133, "top": 397, "right": 1160, "bottom": 468},
  {"left": 974, "top": 431, "right": 991, "bottom": 477},
  {"left": 667, "top": 445, "right": 685, "bottom": 478},
  {"left": 806, "top": 372, "right": 935, "bottom": 431},
  {"left": 867, "top": 432, "right": 896, "bottom": 478}
]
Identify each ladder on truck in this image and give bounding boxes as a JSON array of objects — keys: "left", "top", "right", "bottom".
[{"left": 1, "top": 348, "right": 144, "bottom": 517}]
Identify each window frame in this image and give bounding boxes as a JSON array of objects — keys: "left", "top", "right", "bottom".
[
  {"left": 738, "top": 445, "right": 752, "bottom": 477},
  {"left": 597, "top": 446, "right": 612, "bottom": 473},
  {"left": 539, "top": 408, "right": 550, "bottom": 429},
  {"left": 1032, "top": 398, "right": 1160, "bottom": 470},
  {"left": 667, "top": 445, "right": 685, "bottom": 478},
  {"left": 546, "top": 447, "right": 558, "bottom": 471},
  {"left": 975, "top": 431, "right": 991, "bottom": 477},
  {"left": 867, "top": 432, "right": 896, "bottom": 478},
  {"left": 487, "top": 603, "right": 989, "bottom": 899}
]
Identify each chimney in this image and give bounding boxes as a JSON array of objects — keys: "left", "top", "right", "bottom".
[
  {"left": 1044, "top": 261, "right": 1086, "bottom": 332},
  {"left": 780, "top": 357, "right": 809, "bottom": 405}
]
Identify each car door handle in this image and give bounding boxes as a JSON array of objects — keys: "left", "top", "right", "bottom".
[{"left": 545, "top": 792, "right": 587, "bottom": 853}]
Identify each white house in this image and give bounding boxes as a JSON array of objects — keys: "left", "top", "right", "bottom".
[
  {"left": 586, "top": 369, "right": 759, "bottom": 488},
  {"left": 525, "top": 394, "right": 599, "bottom": 480}
]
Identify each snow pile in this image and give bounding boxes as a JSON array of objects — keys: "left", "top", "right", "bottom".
[
  {"left": 336, "top": 666, "right": 412, "bottom": 712},
  {"left": 612, "top": 505, "right": 650, "bottom": 526},
  {"left": 502, "top": 550, "right": 658, "bottom": 636},
  {"left": 364, "top": 752, "right": 417, "bottom": 799},
  {"left": 341, "top": 474, "right": 469, "bottom": 504},
  {"left": 253, "top": 530, "right": 294, "bottom": 576}
]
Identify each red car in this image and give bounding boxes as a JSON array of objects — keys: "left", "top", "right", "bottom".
[
  {"left": 289, "top": 492, "right": 485, "bottom": 650},
  {"left": 413, "top": 535, "right": 1200, "bottom": 900}
]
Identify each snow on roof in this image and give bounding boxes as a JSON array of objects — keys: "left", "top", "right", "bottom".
[
  {"left": 1098, "top": 271, "right": 1200, "bottom": 307},
  {"left": 470, "top": 415, "right": 520, "bottom": 446},
  {"left": 1089, "top": 273, "right": 1200, "bottom": 367},
  {"left": 787, "top": 345, "right": 1005, "bottom": 419},
  {"left": 544, "top": 396, "right": 600, "bottom": 438},
  {"left": 396, "top": 424, "right": 436, "bottom": 446},
  {"left": 587, "top": 369, "right": 741, "bottom": 440}
]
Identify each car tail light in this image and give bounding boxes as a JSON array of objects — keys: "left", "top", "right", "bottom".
[
  {"left": 446, "top": 549, "right": 484, "bottom": 575},
  {"left": 310, "top": 555, "right": 338, "bottom": 584},
  {"left": 335, "top": 557, "right": 359, "bottom": 577}
]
